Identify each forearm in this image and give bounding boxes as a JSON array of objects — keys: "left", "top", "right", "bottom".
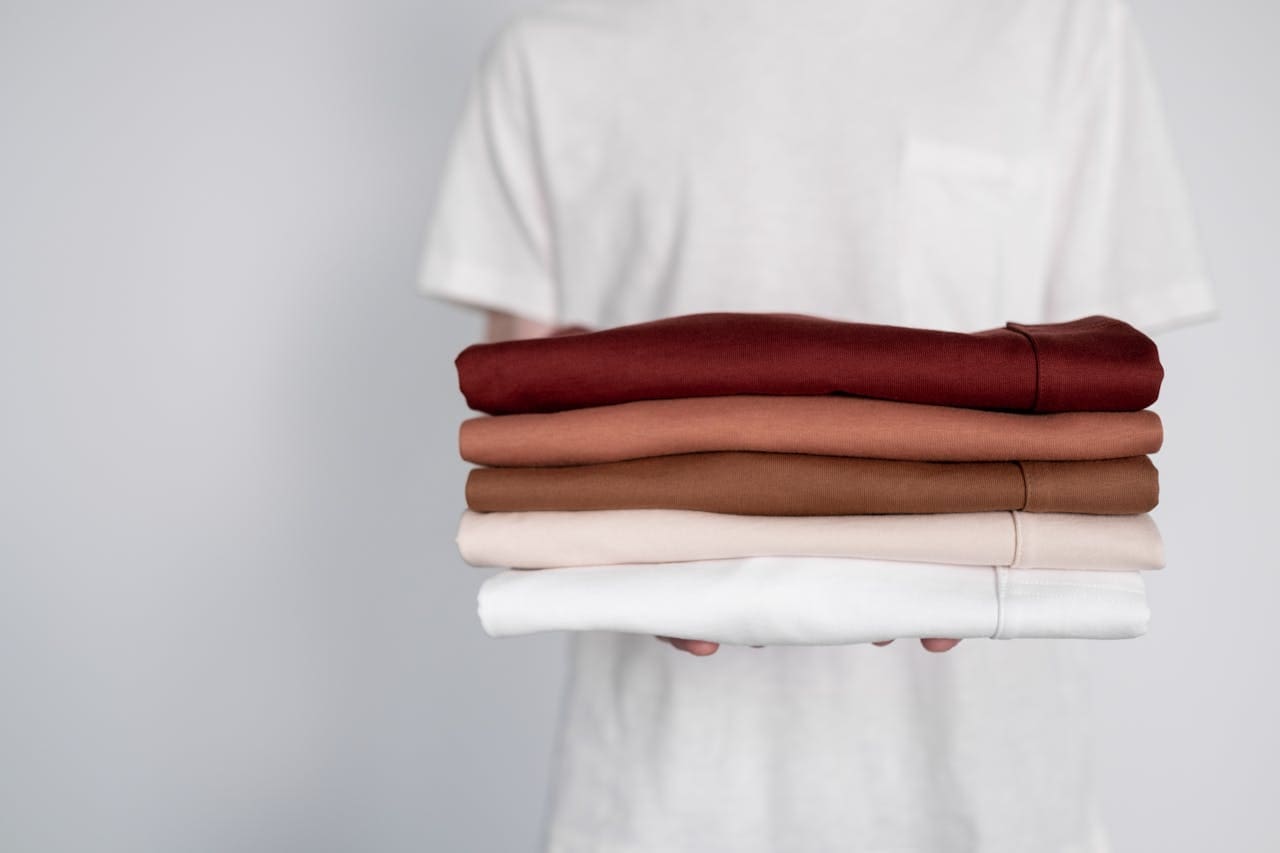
[{"left": 485, "top": 310, "right": 561, "bottom": 343}]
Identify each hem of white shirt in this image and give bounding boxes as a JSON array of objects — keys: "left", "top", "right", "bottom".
[{"left": 418, "top": 254, "right": 562, "bottom": 327}]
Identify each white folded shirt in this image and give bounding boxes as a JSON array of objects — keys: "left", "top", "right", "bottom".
[
  {"left": 477, "top": 557, "right": 1150, "bottom": 646},
  {"left": 458, "top": 510, "right": 1164, "bottom": 571}
]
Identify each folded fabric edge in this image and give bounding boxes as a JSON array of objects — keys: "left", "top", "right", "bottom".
[
  {"left": 456, "top": 510, "right": 1165, "bottom": 571},
  {"left": 475, "top": 562, "right": 1152, "bottom": 643}
]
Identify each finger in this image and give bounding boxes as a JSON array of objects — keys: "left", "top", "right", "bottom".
[
  {"left": 674, "top": 639, "right": 720, "bottom": 656},
  {"left": 921, "top": 638, "right": 962, "bottom": 653},
  {"left": 657, "top": 636, "right": 721, "bottom": 656},
  {"left": 873, "top": 640, "right": 895, "bottom": 647}
]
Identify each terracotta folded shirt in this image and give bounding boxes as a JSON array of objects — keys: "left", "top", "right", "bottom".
[
  {"left": 455, "top": 313, "right": 1163, "bottom": 415},
  {"left": 477, "top": 559, "right": 1151, "bottom": 644},
  {"left": 460, "top": 397, "right": 1164, "bottom": 466},
  {"left": 456, "top": 509, "right": 1166, "bottom": 571},
  {"left": 465, "top": 453, "right": 1158, "bottom": 516}
]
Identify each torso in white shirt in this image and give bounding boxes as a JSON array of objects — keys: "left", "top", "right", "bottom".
[{"left": 420, "top": 1, "right": 1213, "bottom": 850}]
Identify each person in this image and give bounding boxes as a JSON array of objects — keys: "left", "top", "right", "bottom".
[{"left": 419, "top": 1, "right": 1216, "bottom": 850}]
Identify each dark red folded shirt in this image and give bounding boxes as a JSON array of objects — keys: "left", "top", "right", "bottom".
[{"left": 455, "top": 313, "right": 1162, "bottom": 415}]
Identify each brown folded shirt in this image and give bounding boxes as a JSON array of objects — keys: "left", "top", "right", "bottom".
[
  {"left": 466, "top": 453, "right": 1159, "bottom": 516},
  {"left": 455, "top": 313, "right": 1163, "bottom": 415},
  {"left": 460, "top": 397, "right": 1164, "bottom": 466}
]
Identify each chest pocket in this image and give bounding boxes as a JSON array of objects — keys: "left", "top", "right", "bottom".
[{"left": 896, "top": 135, "right": 1050, "bottom": 331}]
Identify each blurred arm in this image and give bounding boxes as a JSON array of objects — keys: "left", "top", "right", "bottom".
[{"left": 485, "top": 310, "right": 561, "bottom": 343}]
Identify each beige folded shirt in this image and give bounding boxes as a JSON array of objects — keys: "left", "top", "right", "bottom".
[{"left": 456, "top": 509, "right": 1165, "bottom": 571}]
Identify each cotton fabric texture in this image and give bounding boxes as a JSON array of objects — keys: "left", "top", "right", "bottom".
[
  {"left": 466, "top": 452, "right": 1159, "bottom": 516},
  {"left": 461, "top": 396, "right": 1164, "bottom": 466},
  {"left": 457, "top": 509, "right": 1166, "bottom": 571},
  {"left": 478, "top": 559, "right": 1150, "bottom": 645},
  {"left": 456, "top": 313, "right": 1164, "bottom": 416},
  {"left": 419, "top": 1, "right": 1215, "bottom": 850}
]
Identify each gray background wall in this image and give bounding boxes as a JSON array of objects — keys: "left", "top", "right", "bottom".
[{"left": 0, "top": 1, "right": 1275, "bottom": 851}]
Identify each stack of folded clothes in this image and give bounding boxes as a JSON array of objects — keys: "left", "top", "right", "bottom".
[{"left": 451, "top": 313, "right": 1167, "bottom": 646}]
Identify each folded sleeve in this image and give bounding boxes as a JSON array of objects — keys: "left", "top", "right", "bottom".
[
  {"left": 1044, "top": 2, "right": 1217, "bottom": 334},
  {"left": 417, "top": 23, "right": 560, "bottom": 325}
]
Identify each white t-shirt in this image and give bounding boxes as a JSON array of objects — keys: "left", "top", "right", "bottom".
[{"left": 420, "top": 1, "right": 1215, "bottom": 850}]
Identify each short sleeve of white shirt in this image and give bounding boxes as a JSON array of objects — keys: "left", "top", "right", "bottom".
[
  {"left": 417, "top": 23, "right": 560, "bottom": 326},
  {"left": 1044, "top": 2, "right": 1217, "bottom": 333}
]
